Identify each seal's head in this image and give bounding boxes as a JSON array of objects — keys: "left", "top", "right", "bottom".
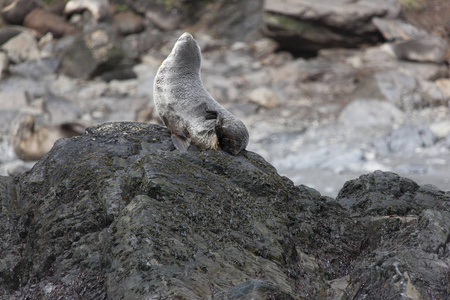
[{"left": 168, "top": 32, "right": 201, "bottom": 71}]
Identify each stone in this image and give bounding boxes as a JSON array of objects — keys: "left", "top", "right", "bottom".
[
  {"left": 64, "top": 0, "right": 110, "bottom": 21},
  {"left": 1, "top": 0, "right": 37, "bottom": 25},
  {"left": 1, "top": 30, "right": 40, "bottom": 63},
  {"left": 264, "top": 0, "right": 401, "bottom": 53},
  {"left": 246, "top": 87, "right": 279, "bottom": 109},
  {"left": 0, "top": 27, "right": 22, "bottom": 45},
  {"left": 339, "top": 99, "right": 404, "bottom": 127},
  {"left": 23, "top": 8, "right": 76, "bottom": 38},
  {"left": 0, "top": 90, "right": 27, "bottom": 110},
  {"left": 0, "top": 50, "right": 8, "bottom": 77},
  {"left": 375, "top": 124, "right": 436, "bottom": 154},
  {"left": 113, "top": 10, "right": 145, "bottom": 36},
  {"left": 386, "top": 35, "right": 448, "bottom": 63},
  {"left": 372, "top": 17, "right": 429, "bottom": 41},
  {"left": 435, "top": 78, "right": 450, "bottom": 98},
  {"left": 122, "top": 0, "right": 264, "bottom": 42},
  {"left": 55, "top": 28, "right": 124, "bottom": 79}
]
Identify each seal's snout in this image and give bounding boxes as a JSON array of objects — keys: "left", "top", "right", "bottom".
[{"left": 179, "top": 32, "right": 194, "bottom": 42}]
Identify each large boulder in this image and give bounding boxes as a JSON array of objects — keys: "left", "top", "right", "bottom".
[
  {"left": 0, "top": 122, "right": 448, "bottom": 299},
  {"left": 264, "top": 0, "right": 401, "bottom": 53}
]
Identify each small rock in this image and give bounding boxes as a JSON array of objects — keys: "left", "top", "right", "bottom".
[
  {"left": 339, "top": 99, "right": 404, "bottom": 127},
  {"left": 1, "top": 30, "right": 40, "bottom": 63},
  {"left": 23, "top": 8, "right": 76, "bottom": 38},
  {"left": 64, "top": 0, "right": 110, "bottom": 21},
  {"left": 246, "top": 87, "right": 279, "bottom": 109},
  {"left": 56, "top": 28, "right": 124, "bottom": 79},
  {"left": 435, "top": 78, "right": 450, "bottom": 99},
  {"left": 1, "top": 0, "right": 37, "bottom": 25},
  {"left": 430, "top": 120, "right": 450, "bottom": 139},
  {"left": 376, "top": 124, "right": 436, "bottom": 154},
  {"left": 0, "top": 27, "right": 23, "bottom": 45},
  {"left": 0, "top": 50, "right": 8, "bottom": 77},
  {"left": 0, "top": 90, "right": 27, "bottom": 110},
  {"left": 372, "top": 17, "right": 428, "bottom": 41},
  {"left": 386, "top": 36, "right": 448, "bottom": 64},
  {"left": 113, "top": 11, "right": 145, "bottom": 36}
]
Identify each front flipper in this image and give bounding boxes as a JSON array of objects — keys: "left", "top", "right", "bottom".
[
  {"left": 162, "top": 115, "right": 191, "bottom": 151},
  {"left": 171, "top": 134, "right": 191, "bottom": 151}
]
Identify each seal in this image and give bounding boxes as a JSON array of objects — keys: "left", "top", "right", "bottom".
[
  {"left": 153, "top": 32, "right": 249, "bottom": 155},
  {"left": 10, "top": 114, "right": 85, "bottom": 161}
]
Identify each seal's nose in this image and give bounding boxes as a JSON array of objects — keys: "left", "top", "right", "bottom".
[{"left": 179, "top": 32, "right": 193, "bottom": 41}]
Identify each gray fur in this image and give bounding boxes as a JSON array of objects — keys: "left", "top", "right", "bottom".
[{"left": 153, "top": 32, "right": 249, "bottom": 155}]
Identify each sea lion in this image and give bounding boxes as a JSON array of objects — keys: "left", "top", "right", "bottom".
[
  {"left": 10, "top": 114, "right": 85, "bottom": 161},
  {"left": 153, "top": 32, "right": 249, "bottom": 155}
]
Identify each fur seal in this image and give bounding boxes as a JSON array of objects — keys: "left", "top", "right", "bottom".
[
  {"left": 10, "top": 114, "right": 85, "bottom": 161},
  {"left": 153, "top": 32, "right": 249, "bottom": 155}
]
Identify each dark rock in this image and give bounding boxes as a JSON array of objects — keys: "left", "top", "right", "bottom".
[
  {"left": 209, "top": 279, "right": 295, "bottom": 300},
  {"left": 100, "top": 66, "right": 136, "bottom": 82},
  {"left": 0, "top": 123, "right": 448, "bottom": 298},
  {"left": 23, "top": 8, "right": 76, "bottom": 38},
  {"left": 55, "top": 27, "right": 125, "bottom": 79},
  {"left": 1, "top": 0, "right": 37, "bottom": 25}
]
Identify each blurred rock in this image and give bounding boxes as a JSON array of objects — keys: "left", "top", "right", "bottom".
[
  {"left": 0, "top": 27, "right": 22, "bottom": 45},
  {"left": 339, "top": 99, "right": 404, "bottom": 127},
  {"left": 386, "top": 35, "right": 448, "bottom": 63},
  {"left": 113, "top": 10, "right": 144, "bottom": 36},
  {"left": 246, "top": 87, "right": 279, "bottom": 109},
  {"left": 1, "top": 0, "right": 37, "bottom": 25},
  {"left": 264, "top": 0, "right": 401, "bottom": 53},
  {"left": 121, "top": 0, "right": 264, "bottom": 42},
  {"left": 56, "top": 28, "right": 124, "bottom": 79},
  {"left": 1, "top": 30, "right": 40, "bottom": 63},
  {"left": 23, "top": 8, "right": 76, "bottom": 38},
  {"left": 372, "top": 17, "right": 429, "bottom": 41},
  {"left": 435, "top": 78, "right": 450, "bottom": 98},
  {"left": 0, "top": 90, "right": 27, "bottom": 110},
  {"left": 375, "top": 124, "right": 436, "bottom": 154},
  {"left": 0, "top": 50, "right": 8, "bottom": 77},
  {"left": 64, "top": 0, "right": 110, "bottom": 21}
]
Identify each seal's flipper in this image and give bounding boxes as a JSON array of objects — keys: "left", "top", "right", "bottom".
[{"left": 171, "top": 134, "right": 191, "bottom": 151}]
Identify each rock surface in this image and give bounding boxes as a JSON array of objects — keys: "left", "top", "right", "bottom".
[{"left": 0, "top": 123, "right": 448, "bottom": 299}]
